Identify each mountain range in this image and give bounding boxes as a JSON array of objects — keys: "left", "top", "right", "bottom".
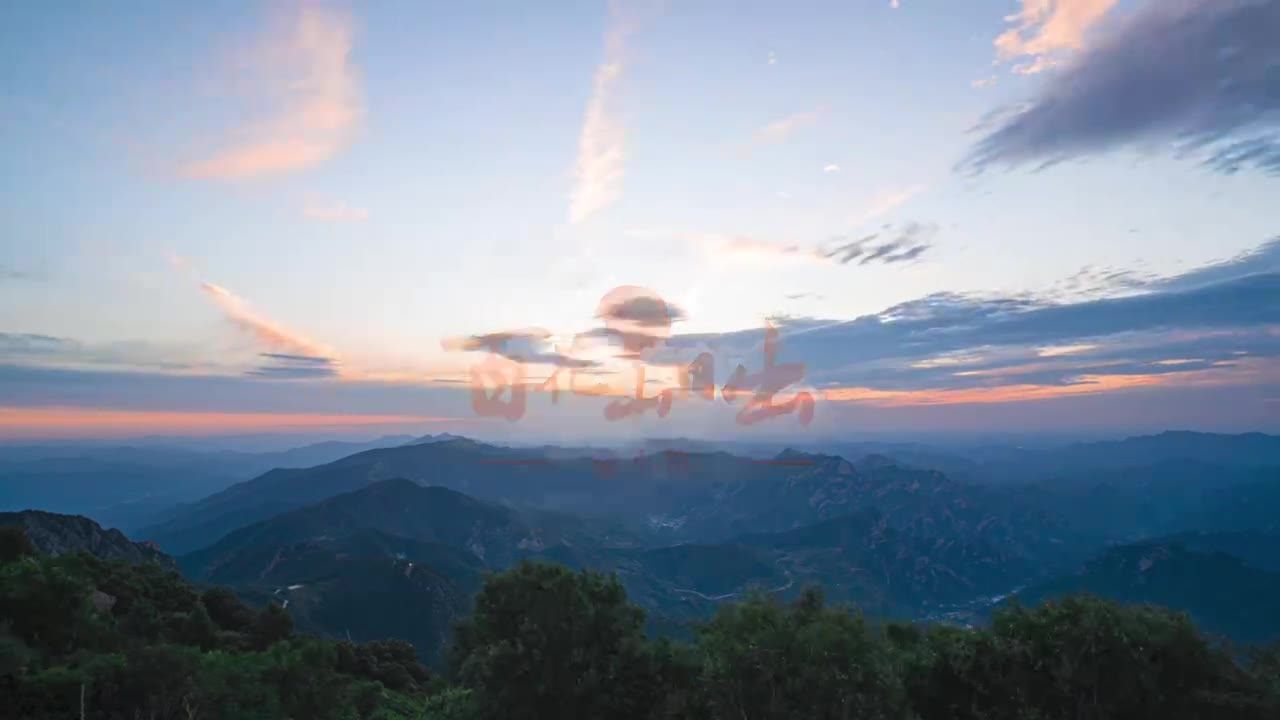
[{"left": 3, "top": 430, "right": 1277, "bottom": 660}]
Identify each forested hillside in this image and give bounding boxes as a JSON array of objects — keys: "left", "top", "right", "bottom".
[{"left": 3, "top": 527, "right": 1278, "bottom": 720}]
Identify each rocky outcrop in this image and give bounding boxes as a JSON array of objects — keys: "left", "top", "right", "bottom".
[{"left": 0, "top": 510, "right": 177, "bottom": 570}]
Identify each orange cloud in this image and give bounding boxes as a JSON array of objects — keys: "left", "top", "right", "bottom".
[
  {"left": 200, "top": 282, "right": 333, "bottom": 359},
  {"left": 0, "top": 406, "right": 455, "bottom": 439},
  {"left": 822, "top": 374, "right": 1163, "bottom": 406},
  {"left": 821, "top": 359, "right": 1277, "bottom": 407},
  {"left": 184, "top": 5, "right": 361, "bottom": 179}
]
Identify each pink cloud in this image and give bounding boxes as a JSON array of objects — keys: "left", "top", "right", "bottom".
[
  {"left": 200, "top": 282, "right": 332, "bottom": 359},
  {"left": 752, "top": 109, "right": 823, "bottom": 146},
  {"left": 994, "top": 0, "right": 1118, "bottom": 74},
  {"left": 568, "top": 9, "right": 629, "bottom": 225},
  {"left": 183, "top": 6, "right": 361, "bottom": 179}
]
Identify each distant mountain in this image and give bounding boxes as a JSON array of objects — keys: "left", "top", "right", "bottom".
[
  {"left": 0, "top": 510, "right": 176, "bottom": 570},
  {"left": 1001, "top": 462, "right": 1280, "bottom": 545},
  {"left": 1182, "top": 476, "right": 1280, "bottom": 534},
  {"left": 1056, "top": 431, "right": 1280, "bottom": 470},
  {"left": 176, "top": 476, "right": 1048, "bottom": 649},
  {"left": 1150, "top": 530, "right": 1280, "bottom": 572},
  {"left": 610, "top": 507, "right": 1042, "bottom": 620},
  {"left": 140, "top": 438, "right": 1078, "bottom": 560},
  {"left": 179, "top": 478, "right": 641, "bottom": 661},
  {"left": 954, "top": 431, "right": 1280, "bottom": 486},
  {"left": 181, "top": 478, "right": 605, "bottom": 581},
  {"left": 0, "top": 435, "right": 417, "bottom": 531},
  {"left": 139, "top": 439, "right": 553, "bottom": 553},
  {"left": 1013, "top": 536, "right": 1280, "bottom": 644}
]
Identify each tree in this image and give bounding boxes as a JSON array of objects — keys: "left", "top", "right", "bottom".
[
  {"left": 0, "top": 557, "right": 93, "bottom": 654},
  {"left": 420, "top": 687, "right": 480, "bottom": 720},
  {"left": 691, "top": 587, "right": 906, "bottom": 720},
  {"left": 0, "top": 526, "right": 35, "bottom": 564},
  {"left": 450, "top": 561, "right": 660, "bottom": 720},
  {"left": 251, "top": 601, "right": 294, "bottom": 650},
  {"left": 201, "top": 586, "right": 256, "bottom": 633},
  {"left": 178, "top": 600, "right": 219, "bottom": 651},
  {"left": 905, "top": 595, "right": 1273, "bottom": 720}
]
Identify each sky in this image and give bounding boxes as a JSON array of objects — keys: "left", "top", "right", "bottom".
[{"left": 1, "top": 0, "right": 1278, "bottom": 441}]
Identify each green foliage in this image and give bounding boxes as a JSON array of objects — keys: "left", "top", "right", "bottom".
[
  {"left": 445, "top": 564, "right": 1280, "bottom": 720},
  {"left": 252, "top": 601, "right": 295, "bottom": 650},
  {"left": 689, "top": 587, "right": 907, "bottom": 719},
  {"left": 0, "top": 525, "right": 35, "bottom": 564},
  {"left": 0, "top": 549, "right": 437, "bottom": 720},
  {"left": 337, "top": 639, "right": 431, "bottom": 692},
  {"left": 450, "top": 560, "right": 661, "bottom": 719},
  {"left": 201, "top": 586, "right": 257, "bottom": 633},
  {"left": 419, "top": 686, "right": 479, "bottom": 720},
  {"left": 3, "top": 545, "right": 1278, "bottom": 720},
  {"left": 902, "top": 596, "right": 1278, "bottom": 720}
]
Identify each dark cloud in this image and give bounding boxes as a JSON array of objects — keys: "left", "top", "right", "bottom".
[
  {"left": 657, "top": 237, "right": 1280, "bottom": 393},
  {"left": 259, "top": 352, "right": 334, "bottom": 364},
  {"left": 0, "top": 363, "right": 471, "bottom": 416},
  {"left": 1047, "top": 266, "right": 1156, "bottom": 299},
  {"left": 598, "top": 295, "right": 687, "bottom": 327},
  {"left": 965, "top": 0, "right": 1280, "bottom": 175},
  {"left": 822, "top": 223, "right": 937, "bottom": 266},
  {"left": 0, "top": 333, "right": 202, "bottom": 371},
  {"left": 0, "top": 265, "right": 30, "bottom": 281},
  {"left": 244, "top": 365, "right": 338, "bottom": 379},
  {"left": 247, "top": 352, "right": 340, "bottom": 379},
  {"left": 1155, "top": 236, "right": 1280, "bottom": 291},
  {"left": 0, "top": 333, "right": 75, "bottom": 355}
]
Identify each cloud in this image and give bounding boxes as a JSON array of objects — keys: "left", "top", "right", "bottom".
[
  {"left": 767, "top": 50, "right": 778, "bottom": 65},
  {"left": 443, "top": 330, "right": 596, "bottom": 368},
  {"left": 823, "top": 164, "right": 841, "bottom": 173},
  {"left": 598, "top": 294, "right": 687, "bottom": 328},
  {"left": 971, "top": 76, "right": 998, "bottom": 89},
  {"left": 0, "top": 333, "right": 74, "bottom": 356},
  {"left": 0, "top": 405, "right": 450, "bottom": 439},
  {"left": 699, "top": 235, "right": 825, "bottom": 265},
  {"left": 891, "top": 0, "right": 902, "bottom": 8},
  {"left": 183, "top": 5, "right": 361, "bottom": 179},
  {"left": 0, "top": 333, "right": 205, "bottom": 372},
  {"left": 1155, "top": 236, "right": 1280, "bottom": 291},
  {"left": 246, "top": 352, "right": 340, "bottom": 379},
  {"left": 7, "top": 241, "right": 1279, "bottom": 432},
  {"left": 821, "top": 223, "right": 938, "bottom": 266},
  {"left": 655, "top": 237, "right": 1280, "bottom": 405},
  {"left": 686, "top": 224, "right": 937, "bottom": 268},
  {"left": 849, "top": 184, "right": 927, "bottom": 226},
  {"left": 200, "top": 282, "right": 333, "bottom": 359},
  {"left": 968, "top": 0, "right": 1280, "bottom": 175},
  {"left": 0, "top": 265, "right": 31, "bottom": 281},
  {"left": 1044, "top": 237, "right": 1279, "bottom": 301},
  {"left": 994, "top": 0, "right": 1119, "bottom": 74},
  {"left": 752, "top": 109, "right": 822, "bottom": 146},
  {"left": 303, "top": 200, "right": 369, "bottom": 222},
  {"left": 568, "top": 9, "right": 629, "bottom": 224}
]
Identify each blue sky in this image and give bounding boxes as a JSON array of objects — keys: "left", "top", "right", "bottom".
[{"left": 1, "top": 0, "right": 1277, "bottom": 440}]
